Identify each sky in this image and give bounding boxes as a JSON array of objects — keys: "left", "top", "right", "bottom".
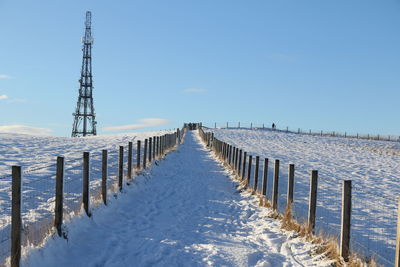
[{"left": 0, "top": 0, "right": 399, "bottom": 137}]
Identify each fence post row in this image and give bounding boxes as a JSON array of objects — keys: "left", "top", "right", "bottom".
[
  {"left": 83, "top": 152, "right": 90, "bottom": 216},
  {"left": 308, "top": 170, "right": 318, "bottom": 233},
  {"left": 11, "top": 166, "right": 21, "bottom": 267},
  {"left": 7, "top": 131, "right": 186, "bottom": 267},
  {"left": 272, "top": 159, "right": 280, "bottom": 210},
  {"left": 340, "top": 180, "right": 352, "bottom": 262},
  {"left": 199, "top": 127, "right": 400, "bottom": 263},
  {"left": 54, "top": 156, "right": 64, "bottom": 237}
]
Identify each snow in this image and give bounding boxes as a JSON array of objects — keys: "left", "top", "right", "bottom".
[
  {"left": 21, "top": 131, "right": 332, "bottom": 267},
  {"left": 208, "top": 128, "right": 400, "bottom": 266},
  {"left": 0, "top": 130, "right": 173, "bottom": 263}
]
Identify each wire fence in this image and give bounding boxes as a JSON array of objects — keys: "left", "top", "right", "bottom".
[
  {"left": 0, "top": 128, "right": 184, "bottom": 265},
  {"left": 200, "top": 127, "right": 399, "bottom": 266},
  {"left": 203, "top": 121, "right": 400, "bottom": 143}
]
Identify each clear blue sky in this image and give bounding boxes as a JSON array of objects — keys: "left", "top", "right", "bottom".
[{"left": 0, "top": 0, "right": 399, "bottom": 136}]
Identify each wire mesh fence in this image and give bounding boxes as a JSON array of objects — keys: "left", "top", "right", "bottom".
[
  {"left": 202, "top": 127, "right": 399, "bottom": 266},
  {"left": 351, "top": 185, "right": 397, "bottom": 265},
  {"left": 0, "top": 183, "right": 11, "bottom": 264},
  {"left": 0, "top": 129, "right": 183, "bottom": 265},
  {"left": 203, "top": 121, "right": 400, "bottom": 143}
]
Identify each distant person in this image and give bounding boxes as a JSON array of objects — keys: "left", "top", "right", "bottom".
[{"left": 272, "top": 123, "right": 276, "bottom": 130}]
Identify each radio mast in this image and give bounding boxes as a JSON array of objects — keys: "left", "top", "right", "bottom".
[{"left": 72, "top": 11, "right": 97, "bottom": 137}]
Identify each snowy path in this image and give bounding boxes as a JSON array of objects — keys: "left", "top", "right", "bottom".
[{"left": 24, "top": 131, "right": 330, "bottom": 267}]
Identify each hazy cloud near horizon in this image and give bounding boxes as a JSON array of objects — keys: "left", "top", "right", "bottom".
[
  {"left": 0, "top": 74, "right": 12, "bottom": 79},
  {"left": 0, "top": 125, "right": 53, "bottom": 135},
  {"left": 103, "top": 118, "right": 171, "bottom": 132}
]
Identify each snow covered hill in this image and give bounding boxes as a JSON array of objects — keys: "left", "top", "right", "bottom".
[
  {"left": 22, "top": 131, "right": 332, "bottom": 267},
  {"left": 208, "top": 128, "right": 400, "bottom": 266},
  {"left": 0, "top": 130, "right": 173, "bottom": 263}
]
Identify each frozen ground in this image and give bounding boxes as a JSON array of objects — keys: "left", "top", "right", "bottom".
[
  {"left": 22, "top": 131, "right": 332, "bottom": 267},
  {"left": 208, "top": 128, "right": 400, "bottom": 266}
]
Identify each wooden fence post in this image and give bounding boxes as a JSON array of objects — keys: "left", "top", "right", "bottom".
[
  {"left": 118, "top": 146, "right": 123, "bottom": 191},
  {"left": 54, "top": 157, "right": 64, "bottom": 237},
  {"left": 272, "top": 159, "right": 280, "bottom": 210},
  {"left": 128, "top": 142, "right": 132, "bottom": 179},
  {"left": 238, "top": 150, "right": 242, "bottom": 176},
  {"left": 148, "top": 137, "right": 152, "bottom": 163},
  {"left": 229, "top": 146, "right": 233, "bottom": 166},
  {"left": 262, "top": 158, "right": 268, "bottom": 196},
  {"left": 308, "top": 170, "right": 318, "bottom": 233},
  {"left": 235, "top": 148, "right": 239, "bottom": 172},
  {"left": 137, "top": 140, "right": 141, "bottom": 169},
  {"left": 247, "top": 155, "right": 252, "bottom": 187},
  {"left": 223, "top": 143, "right": 226, "bottom": 161},
  {"left": 143, "top": 139, "right": 147, "bottom": 169},
  {"left": 287, "top": 164, "right": 294, "bottom": 206},
  {"left": 83, "top": 152, "right": 90, "bottom": 216},
  {"left": 158, "top": 136, "right": 161, "bottom": 157},
  {"left": 102, "top": 150, "right": 107, "bottom": 205},
  {"left": 340, "top": 180, "right": 352, "bottom": 262},
  {"left": 11, "top": 166, "right": 21, "bottom": 267},
  {"left": 161, "top": 135, "right": 164, "bottom": 156},
  {"left": 233, "top": 147, "right": 236, "bottom": 168},
  {"left": 242, "top": 152, "right": 247, "bottom": 180},
  {"left": 231, "top": 147, "right": 235, "bottom": 168},
  {"left": 253, "top": 156, "right": 259, "bottom": 193},
  {"left": 228, "top": 145, "right": 232, "bottom": 166},
  {"left": 225, "top": 143, "right": 228, "bottom": 162},
  {"left": 153, "top": 136, "right": 156, "bottom": 160},
  {"left": 155, "top": 136, "right": 159, "bottom": 157}
]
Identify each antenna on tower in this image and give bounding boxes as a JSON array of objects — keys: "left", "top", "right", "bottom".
[{"left": 72, "top": 11, "right": 97, "bottom": 137}]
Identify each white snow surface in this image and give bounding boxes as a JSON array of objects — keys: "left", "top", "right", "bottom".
[
  {"left": 0, "top": 130, "right": 173, "bottom": 262},
  {"left": 21, "top": 131, "right": 332, "bottom": 267},
  {"left": 208, "top": 128, "right": 400, "bottom": 266}
]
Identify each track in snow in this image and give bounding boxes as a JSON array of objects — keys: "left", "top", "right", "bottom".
[{"left": 24, "top": 131, "right": 331, "bottom": 267}]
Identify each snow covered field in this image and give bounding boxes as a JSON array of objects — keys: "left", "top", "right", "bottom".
[
  {"left": 22, "top": 131, "right": 332, "bottom": 267},
  {"left": 208, "top": 128, "right": 400, "bottom": 266},
  {"left": 0, "top": 130, "right": 173, "bottom": 263}
]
